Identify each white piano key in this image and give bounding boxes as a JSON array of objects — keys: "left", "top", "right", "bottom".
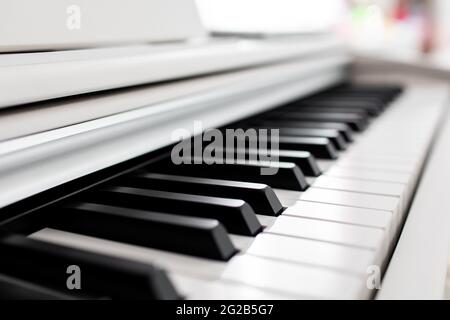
[
  {"left": 30, "top": 228, "right": 230, "bottom": 280},
  {"left": 340, "top": 154, "right": 419, "bottom": 166},
  {"left": 283, "top": 201, "right": 393, "bottom": 234},
  {"left": 335, "top": 159, "right": 416, "bottom": 173},
  {"left": 301, "top": 186, "right": 397, "bottom": 210},
  {"left": 31, "top": 228, "right": 372, "bottom": 299},
  {"left": 31, "top": 226, "right": 383, "bottom": 280},
  {"left": 272, "top": 189, "right": 303, "bottom": 207},
  {"left": 313, "top": 175, "right": 405, "bottom": 197},
  {"left": 316, "top": 159, "right": 334, "bottom": 172},
  {"left": 229, "top": 235, "right": 255, "bottom": 252},
  {"left": 312, "top": 175, "right": 407, "bottom": 214},
  {"left": 347, "top": 142, "right": 425, "bottom": 157},
  {"left": 247, "top": 233, "right": 377, "bottom": 274},
  {"left": 170, "top": 274, "right": 297, "bottom": 299},
  {"left": 255, "top": 214, "right": 277, "bottom": 228},
  {"left": 298, "top": 188, "right": 401, "bottom": 226},
  {"left": 221, "top": 255, "right": 370, "bottom": 299},
  {"left": 325, "top": 167, "right": 411, "bottom": 184},
  {"left": 266, "top": 215, "right": 386, "bottom": 254}
]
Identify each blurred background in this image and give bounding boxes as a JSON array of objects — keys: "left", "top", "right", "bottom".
[{"left": 196, "top": 0, "right": 450, "bottom": 59}]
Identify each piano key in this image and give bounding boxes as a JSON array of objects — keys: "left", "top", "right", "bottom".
[
  {"left": 254, "top": 120, "right": 354, "bottom": 142},
  {"left": 325, "top": 167, "right": 411, "bottom": 184},
  {"left": 253, "top": 215, "right": 275, "bottom": 229},
  {"left": 296, "top": 100, "right": 382, "bottom": 115},
  {"left": 316, "top": 159, "right": 334, "bottom": 172},
  {"left": 332, "top": 85, "right": 403, "bottom": 101},
  {"left": 232, "top": 134, "right": 339, "bottom": 159},
  {"left": 246, "top": 121, "right": 349, "bottom": 147},
  {"left": 335, "top": 158, "right": 416, "bottom": 173},
  {"left": 265, "top": 215, "right": 386, "bottom": 252},
  {"left": 221, "top": 255, "right": 370, "bottom": 299},
  {"left": 272, "top": 189, "right": 303, "bottom": 207},
  {"left": 122, "top": 173, "right": 283, "bottom": 216},
  {"left": 298, "top": 188, "right": 401, "bottom": 223},
  {"left": 31, "top": 228, "right": 229, "bottom": 280},
  {"left": 331, "top": 83, "right": 403, "bottom": 93},
  {"left": 152, "top": 160, "right": 309, "bottom": 191},
  {"left": 49, "top": 202, "right": 237, "bottom": 260},
  {"left": 0, "top": 83, "right": 416, "bottom": 301},
  {"left": 88, "top": 187, "right": 262, "bottom": 236},
  {"left": 346, "top": 141, "right": 424, "bottom": 158},
  {"left": 313, "top": 175, "right": 406, "bottom": 198},
  {"left": 340, "top": 154, "right": 419, "bottom": 166},
  {"left": 30, "top": 228, "right": 369, "bottom": 299},
  {"left": 328, "top": 95, "right": 388, "bottom": 106},
  {"left": 276, "top": 136, "right": 338, "bottom": 159},
  {"left": 273, "top": 186, "right": 399, "bottom": 223},
  {"left": 277, "top": 128, "right": 348, "bottom": 150},
  {"left": 170, "top": 274, "right": 297, "bottom": 299},
  {"left": 286, "top": 106, "right": 371, "bottom": 118},
  {"left": 309, "top": 95, "right": 385, "bottom": 105},
  {"left": 228, "top": 234, "right": 255, "bottom": 252},
  {"left": 312, "top": 91, "right": 389, "bottom": 102},
  {"left": 0, "top": 231, "right": 179, "bottom": 299},
  {"left": 228, "top": 149, "right": 321, "bottom": 176},
  {"left": 0, "top": 274, "right": 79, "bottom": 300},
  {"left": 283, "top": 201, "right": 393, "bottom": 232},
  {"left": 269, "top": 111, "right": 368, "bottom": 131},
  {"left": 247, "top": 233, "right": 376, "bottom": 274}
]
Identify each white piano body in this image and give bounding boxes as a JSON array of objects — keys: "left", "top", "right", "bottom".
[{"left": 0, "top": 1, "right": 449, "bottom": 300}]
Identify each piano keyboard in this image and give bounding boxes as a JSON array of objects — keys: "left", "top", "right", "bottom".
[{"left": 0, "top": 83, "right": 446, "bottom": 300}]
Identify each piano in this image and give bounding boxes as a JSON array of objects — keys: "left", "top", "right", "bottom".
[{"left": 1, "top": 0, "right": 450, "bottom": 300}]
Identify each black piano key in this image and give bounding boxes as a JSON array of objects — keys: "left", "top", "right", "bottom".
[
  {"left": 298, "top": 99, "right": 383, "bottom": 115},
  {"left": 124, "top": 173, "right": 283, "bottom": 216},
  {"left": 329, "top": 85, "right": 402, "bottom": 102},
  {"left": 49, "top": 202, "right": 236, "bottom": 261},
  {"left": 242, "top": 124, "right": 347, "bottom": 151},
  {"left": 287, "top": 106, "right": 373, "bottom": 117},
  {"left": 221, "top": 148, "right": 321, "bottom": 177},
  {"left": 339, "top": 84, "right": 403, "bottom": 95},
  {"left": 252, "top": 120, "right": 354, "bottom": 142},
  {"left": 268, "top": 111, "right": 368, "bottom": 131},
  {"left": 330, "top": 92, "right": 392, "bottom": 103},
  {"left": 231, "top": 134, "right": 338, "bottom": 159},
  {"left": 274, "top": 150, "right": 321, "bottom": 176},
  {"left": 152, "top": 160, "right": 308, "bottom": 191},
  {"left": 87, "top": 187, "right": 262, "bottom": 236},
  {"left": 277, "top": 128, "right": 347, "bottom": 150},
  {"left": 306, "top": 92, "right": 386, "bottom": 103},
  {"left": 0, "top": 274, "right": 79, "bottom": 300},
  {"left": 276, "top": 136, "right": 338, "bottom": 159},
  {"left": 0, "top": 231, "right": 180, "bottom": 299}
]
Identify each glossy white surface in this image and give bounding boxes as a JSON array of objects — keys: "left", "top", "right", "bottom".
[
  {"left": 0, "top": 35, "right": 345, "bottom": 108},
  {"left": 12, "top": 76, "right": 450, "bottom": 299},
  {"left": 0, "top": 0, "right": 204, "bottom": 53},
  {"left": 0, "top": 57, "right": 346, "bottom": 208}
]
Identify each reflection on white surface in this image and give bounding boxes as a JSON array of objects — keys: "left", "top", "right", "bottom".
[{"left": 196, "top": 0, "right": 345, "bottom": 34}]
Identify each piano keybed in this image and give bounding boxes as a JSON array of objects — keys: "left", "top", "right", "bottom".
[{"left": 0, "top": 83, "right": 446, "bottom": 299}]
